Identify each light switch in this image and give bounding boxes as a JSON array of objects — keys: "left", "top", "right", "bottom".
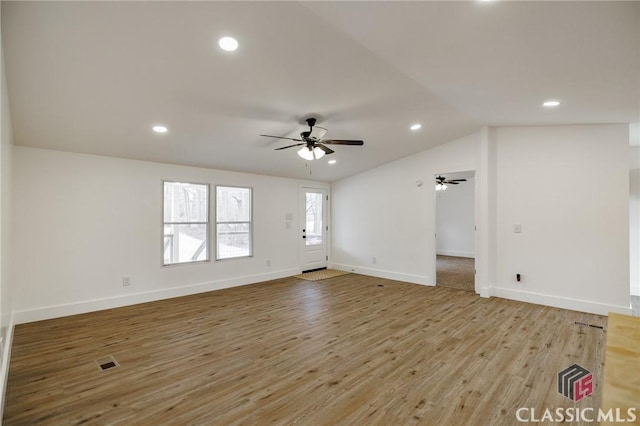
[{"left": 514, "top": 224, "right": 522, "bottom": 233}]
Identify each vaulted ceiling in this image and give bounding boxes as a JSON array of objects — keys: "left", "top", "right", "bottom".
[{"left": 2, "top": 1, "right": 639, "bottom": 182}]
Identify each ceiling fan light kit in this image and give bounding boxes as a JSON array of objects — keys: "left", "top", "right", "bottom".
[
  {"left": 297, "top": 146, "right": 326, "bottom": 161},
  {"left": 435, "top": 175, "right": 467, "bottom": 191},
  {"left": 260, "top": 117, "right": 364, "bottom": 161}
]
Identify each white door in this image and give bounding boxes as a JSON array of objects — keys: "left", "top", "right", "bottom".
[{"left": 300, "top": 188, "right": 328, "bottom": 272}]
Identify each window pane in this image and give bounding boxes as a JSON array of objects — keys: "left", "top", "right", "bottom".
[
  {"left": 217, "top": 223, "right": 251, "bottom": 259},
  {"left": 216, "top": 186, "right": 251, "bottom": 223},
  {"left": 306, "top": 192, "right": 323, "bottom": 246},
  {"left": 164, "top": 182, "right": 208, "bottom": 223},
  {"left": 163, "top": 224, "right": 208, "bottom": 265}
]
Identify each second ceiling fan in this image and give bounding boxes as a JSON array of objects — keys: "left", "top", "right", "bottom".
[
  {"left": 260, "top": 117, "right": 364, "bottom": 160},
  {"left": 435, "top": 175, "right": 467, "bottom": 191}
]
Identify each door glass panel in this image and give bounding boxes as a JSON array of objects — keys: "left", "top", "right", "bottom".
[{"left": 306, "top": 192, "right": 323, "bottom": 246}]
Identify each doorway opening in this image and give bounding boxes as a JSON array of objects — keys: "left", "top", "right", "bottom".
[
  {"left": 300, "top": 187, "right": 328, "bottom": 272},
  {"left": 435, "top": 171, "right": 476, "bottom": 292}
]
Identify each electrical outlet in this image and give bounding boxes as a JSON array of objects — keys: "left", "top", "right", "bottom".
[
  {"left": 266, "top": 260, "right": 271, "bottom": 267},
  {"left": 372, "top": 257, "right": 377, "bottom": 264},
  {"left": 122, "top": 276, "right": 131, "bottom": 286}
]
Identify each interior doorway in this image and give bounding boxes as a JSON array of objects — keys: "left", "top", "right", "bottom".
[{"left": 435, "top": 171, "right": 476, "bottom": 292}]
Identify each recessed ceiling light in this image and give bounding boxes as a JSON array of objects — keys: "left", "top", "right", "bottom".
[
  {"left": 410, "top": 123, "right": 422, "bottom": 131},
  {"left": 328, "top": 159, "right": 337, "bottom": 165},
  {"left": 152, "top": 125, "right": 168, "bottom": 133},
  {"left": 218, "top": 36, "right": 238, "bottom": 52},
  {"left": 543, "top": 100, "right": 560, "bottom": 107}
]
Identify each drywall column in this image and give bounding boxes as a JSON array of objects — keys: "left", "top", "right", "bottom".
[
  {"left": 475, "top": 126, "right": 495, "bottom": 298},
  {"left": 631, "top": 143, "right": 640, "bottom": 296},
  {"left": 0, "top": 15, "right": 15, "bottom": 418}
]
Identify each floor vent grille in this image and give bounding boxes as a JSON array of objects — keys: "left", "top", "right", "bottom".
[
  {"left": 575, "top": 321, "right": 605, "bottom": 330},
  {"left": 96, "top": 355, "right": 119, "bottom": 372}
]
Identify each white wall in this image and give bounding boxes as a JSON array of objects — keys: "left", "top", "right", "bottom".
[
  {"left": 11, "top": 146, "right": 326, "bottom": 323},
  {"left": 331, "top": 132, "right": 481, "bottom": 285},
  {"left": 493, "top": 125, "right": 630, "bottom": 314},
  {"left": 332, "top": 124, "right": 630, "bottom": 315},
  {"left": 0, "top": 14, "right": 14, "bottom": 418},
  {"left": 436, "top": 176, "right": 475, "bottom": 258},
  {"left": 630, "top": 145, "right": 640, "bottom": 296}
]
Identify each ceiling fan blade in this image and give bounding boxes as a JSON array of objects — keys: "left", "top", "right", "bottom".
[
  {"left": 446, "top": 181, "right": 460, "bottom": 184},
  {"left": 448, "top": 179, "right": 467, "bottom": 182},
  {"left": 321, "top": 139, "right": 364, "bottom": 146},
  {"left": 260, "top": 134, "right": 303, "bottom": 142},
  {"left": 309, "top": 126, "right": 328, "bottom": 140},
  {"left": 316, "top": 144, "right": 334, "bottom": 155},
  {"left": 274, "top": 143, "right": 305, "bottom": 150}
]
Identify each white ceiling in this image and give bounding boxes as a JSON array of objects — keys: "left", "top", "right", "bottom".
[{"left": 2, "top": 1, "right": 639, "bottom": 182}]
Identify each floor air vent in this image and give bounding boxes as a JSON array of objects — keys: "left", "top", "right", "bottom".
[
  {"left": 575, "top": 321, "right": 605, "bottom": 330},
  {"left": 96, "top": 355, "right": 119, "bottom": 372}
]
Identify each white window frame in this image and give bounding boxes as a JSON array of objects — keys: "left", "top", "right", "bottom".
[
  {"left": 215, "top": 185, "right": 253, "bottom": 260},
  {"left": 162, "top": 180, "right": 210, "bottom": 266}
]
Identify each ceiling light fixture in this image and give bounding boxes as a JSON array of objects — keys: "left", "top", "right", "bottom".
[
  {"left": 297, "top": 147, "right": 314, "bottom": 161},
  {"left": 297, "top": 146, "right": 326, "bottom": 161},
  {"left": 218, "top": 36, "right": 238, "bottom": 52},
  {"left": 410, "top": 123, "right": 422, "bottom": 131},
  {"left": 436, "top": 183, "right": 448, "bottom": 191},
  {"left": 313, "top": 147, "right": 325, "bottom": 159},
  {"left": 543, "top": 100, "right": 560, "bottom": 107},
  {"left": 152, "top": 125, "right": 168, "bottom": 133}
]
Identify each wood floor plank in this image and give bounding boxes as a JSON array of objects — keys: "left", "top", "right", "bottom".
[{"left": 5, "top": 274, "right": 610, "bottom": 425}]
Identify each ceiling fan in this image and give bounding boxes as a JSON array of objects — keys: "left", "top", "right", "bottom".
[
  {"left": 260, "top": 117, "right": 364, "bottom": 160},
  {"left": 435, "top": 175, "right": 467, "bottom": 191}
]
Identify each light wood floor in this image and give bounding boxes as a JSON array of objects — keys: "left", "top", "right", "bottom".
[{"left": 5, "top": 274, "right": 607, "bottom": 425}]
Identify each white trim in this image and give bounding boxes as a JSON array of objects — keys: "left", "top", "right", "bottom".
[
  {"left": 436, "top": 250, "right": 475, "bottom": 258},
  {"left": 13, "top": 268, "right": 298, "bottom": 324},
  {"left": 330, "top": 263, "right": 433, "bottom": 286},
  {"left": 0, "top": 315, "right": 15, "bottom": 420},
  {"left": 488, "top": 287, "right": 632, "bottom": 316}
]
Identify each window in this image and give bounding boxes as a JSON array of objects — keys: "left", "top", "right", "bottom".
[
  {"left": 216, "top": 186, "right": 252, "bottom": 260},
  {"left": 163, "top": 181, "right": 209, "bottom": 265},
  {"left": 305, "top": 192, "right": 324, "bottom": 245}
]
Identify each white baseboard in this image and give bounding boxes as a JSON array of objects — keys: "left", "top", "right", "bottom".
[
  {"left": 13, "top": 268, "right": 299, "bottom": 324},
  {"left": 330, "top": 263, "right": 433, "bottom": 286},
  {"left": 478, "top": 287, "right": 491, "bottom": 298},
  {"left": 436, "top": 250, "right": 475, "bottom": 258},
  {"left": 488, "top": 287, "right": 632, "bottom": 316},
  {"left": 0, "top": 315, "right": 15, "bottom": 421}
]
